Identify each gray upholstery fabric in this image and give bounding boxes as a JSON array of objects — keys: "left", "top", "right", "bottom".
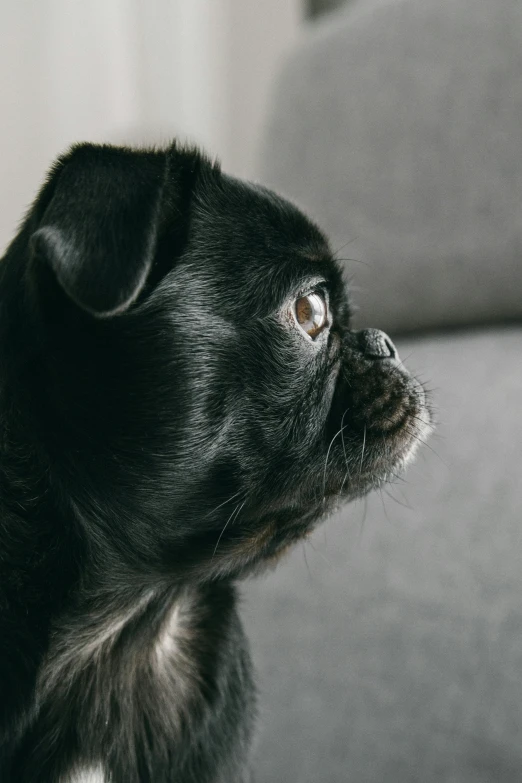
[
  {"left": 257, "top": 0, "right": 522, "bottom": 334},
  {"left": 309, "top": 0, "right": 353, "bottom": 19},
  {"left": 249, "top": 3, "right": 522, "bottom": 779},
  {"left": 243, "top": 328, "right": 522, "bottom": 783}
]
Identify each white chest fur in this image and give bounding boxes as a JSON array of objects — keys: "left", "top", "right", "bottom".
[
  {"left": 154, "top": 594, "right": 199, "bottom": 683},
  {"left": 62, "top": 765, "right": 107, "bottom": 783},
  {"left": 40, "top": 588, "right": 202, "bottom": 781}
]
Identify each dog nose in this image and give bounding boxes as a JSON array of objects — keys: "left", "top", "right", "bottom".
[{"left": 357, "top": 329, "right": 398, "bottom": 360}]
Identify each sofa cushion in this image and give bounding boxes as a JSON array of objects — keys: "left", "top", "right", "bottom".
[
  {"left": 243, "top": 327, "right": 522, "bottom": 782},
  {"left": 257, "top": 0, "right": 522, "bottom": 334}
]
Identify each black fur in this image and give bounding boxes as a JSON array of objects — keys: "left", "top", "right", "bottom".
[{"left": 0, "top": 142, "right": 431, "bottom": 782}]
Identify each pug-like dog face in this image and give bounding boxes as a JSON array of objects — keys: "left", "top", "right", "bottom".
[{"left": 15, "top": 142, "right": 431, "bottom": 582}]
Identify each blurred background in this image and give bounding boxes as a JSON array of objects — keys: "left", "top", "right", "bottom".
[
  {"left": 3, "top": 1, "right": 522, "bottom": 781},
  {"left": 1, "top": 0, "right": 340, "bottom": 254}
]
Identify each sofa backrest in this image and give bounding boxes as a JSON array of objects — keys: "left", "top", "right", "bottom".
[{"left": 257, "top": 0, "right": 522, "bottom": 334}]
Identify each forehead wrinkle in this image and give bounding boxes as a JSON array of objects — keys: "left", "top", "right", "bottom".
[{"left": 268, "top": 253, "right": 340, "bottom": 294}]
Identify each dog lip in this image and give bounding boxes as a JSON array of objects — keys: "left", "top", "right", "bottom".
[
  {"left": 323, "top": 355, "right": 432, "bottom": 501},
  {"left": 371, "top": 379, "right": 428, "bottom": 434},
  {"left": 368, "top": 387, "right": 432, "bottom": 467},
  {"left": 339, "top": 352, "right": 427, "bottom": 430}
]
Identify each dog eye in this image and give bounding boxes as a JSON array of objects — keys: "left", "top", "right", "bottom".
[{"left": 294, "top": 292, "right": 328, "bottom": 339}]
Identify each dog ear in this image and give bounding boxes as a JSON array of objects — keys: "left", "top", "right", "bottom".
[{"left": 30, "top": 143, "right": 178, "bottom": 317}]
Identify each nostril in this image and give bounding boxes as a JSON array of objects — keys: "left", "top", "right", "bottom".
[
  {"left": 384, "top": 337, "right": 396, "bottom": 360},
  {"left": 357, "top": 329, "right": 398, "bottom": 361}
]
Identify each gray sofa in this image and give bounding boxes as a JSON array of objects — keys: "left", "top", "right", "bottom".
[{"left": 242, "top": 1, "right": 522, "bottom": 780}]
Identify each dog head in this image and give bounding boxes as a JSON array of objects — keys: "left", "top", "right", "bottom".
[{"left": 2, "top": 142, "right": 431, "bottom": 581}]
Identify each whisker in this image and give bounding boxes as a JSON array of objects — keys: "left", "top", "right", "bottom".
[
  {"left": 302, "top": 544, "right": 314, "bottom": 582},
  {"left": 384, "top": 487, "right": 414, "bottom": 510},
  {"left": 358, "top": 497, "right": 368, "bottom": 544},
  {"left": 359, "top": 425, "right": 367, "bottom": 476},
  {"left": 339, "top": 467, "right": 350, "bottom": 497},
  {"left": 307, "top": 538, "right": 334, "bottom": 569},
  {"left": 335, "top": 256, "right": 371, "bottom": 268},
  {"left": 379, "top": 411, "right": 444, "bottom": 468},
  {"left": 338, "top": 409, "right": 352, "bottom": 497},
  {"left": 322, "top": 420, "right": 350, "bottom": 498},
  {"left": 205, "top": 490, "right": 242, "bottom": 519},
  {"left": 379, "top": 488, "right": 392, "bottom": 524},
  {"left": 212, "top": 499, "right": 246, "bottom": 558},
  {"left": 332, "top": 236, "right": 358, "bottom": 256},
  {"left": 398, "top": 424, "right": 447, "bottom": 466}
]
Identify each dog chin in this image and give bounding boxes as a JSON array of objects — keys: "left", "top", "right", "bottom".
[{"left": 325, "top": 365, "right": 433, "bottom": 504}]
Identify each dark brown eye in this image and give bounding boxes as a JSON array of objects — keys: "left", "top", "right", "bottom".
[{"left": 294, "top": 292, "right": 328, "bottom": 339}]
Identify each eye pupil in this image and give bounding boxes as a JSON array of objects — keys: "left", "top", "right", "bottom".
[
  {"left": 294, "top": 292, "right": 327, "bottom": 338},
  {"left": 296, "top": 297, "right": 313, "bottom": 324}
]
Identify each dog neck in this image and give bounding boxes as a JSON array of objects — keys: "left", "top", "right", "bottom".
[{"left": 11, "top": 576, "right": 254, "bottom": 782}]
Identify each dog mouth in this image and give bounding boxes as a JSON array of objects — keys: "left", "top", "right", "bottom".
[
  {"left": 203, "top": 333, "right": 432, "bottom": 579},
  {"left": 213, "top": 364, "right": 431, "bottom": 577},
  {"left": 323, "top": 351, "right": 433, "bottom": 500}
]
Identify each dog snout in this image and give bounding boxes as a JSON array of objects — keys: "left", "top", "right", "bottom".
[{"left": 356, "top": 329, "right": 398, "bottom": 361}]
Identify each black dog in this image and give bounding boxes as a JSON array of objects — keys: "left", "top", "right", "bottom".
[{"left": 0, "top": 142, "right": 431, "bottom": 782}]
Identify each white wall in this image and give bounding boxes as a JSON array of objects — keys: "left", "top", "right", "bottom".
[{"left": 0, "top": 0, "right": 303, "bottom": 253}]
